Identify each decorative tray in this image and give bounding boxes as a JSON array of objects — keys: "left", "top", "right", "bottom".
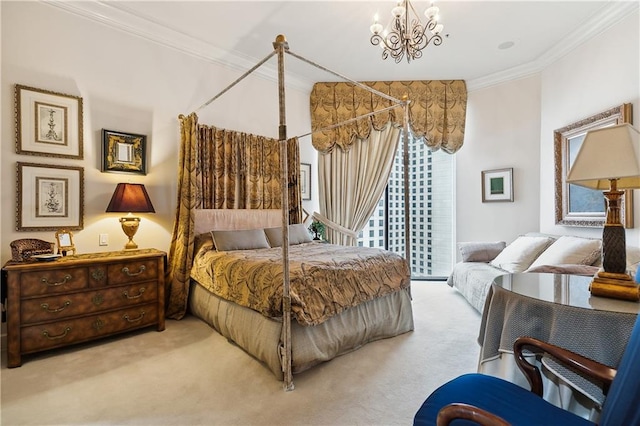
[{"left": 31, "top": 254, "right": 62, "bottom": 262}]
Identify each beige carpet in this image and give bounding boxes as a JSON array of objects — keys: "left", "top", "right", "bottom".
[{"left": 1, "top": 282, "right": 481, "bottom": 426}]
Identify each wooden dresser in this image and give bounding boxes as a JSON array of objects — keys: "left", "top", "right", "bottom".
[{"left": 3, "top": 248, "right": 166, "bottom": 367}]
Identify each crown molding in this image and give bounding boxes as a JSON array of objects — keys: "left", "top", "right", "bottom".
[
  {"left": 467, "top": 1, "right": 639, "bottom": 92},
  {"left": 41, "top": 0, "right": 314, "bottom": 92},
  {"left": 43, "top": 0, "right": 637, "bottom": 94}
]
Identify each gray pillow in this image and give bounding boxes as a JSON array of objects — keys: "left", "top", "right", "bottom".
[
  {"left": 264, "top": 223, "right": 312, "bottom": 247},
  {"left": 458, "top": 241, "right": 506, "bottom": 262},
  {"left": 210, "top": 229, "right": 270, "bottom": 251}
]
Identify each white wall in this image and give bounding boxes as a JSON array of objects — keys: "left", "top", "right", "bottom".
[
  {"left": 455, "top": 75, "right": 542, "bottom": 248},
  {"left": 540, "top": 11, "right": 640, "bottom": 247},
  {"left": 0, "top": 2, "right": 315, "bottom": 263}
]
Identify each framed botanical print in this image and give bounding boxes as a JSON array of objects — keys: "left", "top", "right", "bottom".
[
  {"left": 17, "top": 162, "right": 84, "bottom": 231},
  {"left": 554, "top": 103, "right": 633, "bottom": 227},
  {"left": 15, "top": 85, "right": 83, "bottom": 159},
  {"left": 101, "top": 129, "right": 147, "bottom": 175},
  {"left": 300, "top": 163, "right": 311, "bottom": 200}
]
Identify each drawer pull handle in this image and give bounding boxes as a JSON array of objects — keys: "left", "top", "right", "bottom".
[
  {"left": 41, "top": 300, "right": 71, "bottom": 313},
  {"left": 122, "top": 288, "right": 146, "bottom": 299},
  {"left": 122, "top": 265, "right": 146, "bottom": 277},
  {"left": 42, "top": 327, "right": 71, "bottom": 340},
  {"left": 41, "top": 274, "right": 72, "bottom": 287},
  {"left": 123, "top": 311, "right": 146, "bottom": 323}
]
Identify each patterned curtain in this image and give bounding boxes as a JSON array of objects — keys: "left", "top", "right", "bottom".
[
  {"left": 310, "top": 80, "right": 467, "bottom": 154},
  {"left": 166, "top": 115, "right": 302, "bottom": 319}
]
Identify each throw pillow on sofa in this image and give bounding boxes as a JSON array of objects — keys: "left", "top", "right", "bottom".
[
  {"left": 489, "top": 235, "right": 556, "bottom": 273},
  {"left": 458, "top": 241, "right": 506, "bottom": 262},
  {"left": 526, "top": 235, "right": 601, "bottom": 271}
]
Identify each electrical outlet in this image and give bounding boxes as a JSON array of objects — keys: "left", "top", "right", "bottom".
[{"left": 99, "top": 234, "right": 109, "bottom": 246}]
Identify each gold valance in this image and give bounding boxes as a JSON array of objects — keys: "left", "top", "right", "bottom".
[{"left": 310, "top": 80, "right": 467, "bottom": 154}]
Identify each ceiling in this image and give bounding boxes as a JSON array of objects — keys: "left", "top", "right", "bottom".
[{"left": 49, "top": 1, "right": 637, "bottom": 91}]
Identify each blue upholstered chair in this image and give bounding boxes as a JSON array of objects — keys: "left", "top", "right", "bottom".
[{"left": 414, "top": 313, "right": 640, "bottom": 425}]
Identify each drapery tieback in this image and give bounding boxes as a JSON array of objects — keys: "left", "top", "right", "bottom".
[{"left": 312, "top": 212, "right": 358, "bottom": 239}]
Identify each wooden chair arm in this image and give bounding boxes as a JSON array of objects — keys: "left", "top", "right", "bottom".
[
  {"left": 514, "top": 336, "right": 617, "bottom": 397},
  {"left": 437, "top": 403, "right": 510, "bottom": 426}
]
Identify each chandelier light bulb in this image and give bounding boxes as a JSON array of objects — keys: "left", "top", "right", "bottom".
[
  {"left": 432, "top": 23, "right": 444, "bottom": 34},
  {"left": 425, "top": 5, "right": 439, "bottom": 19},
  {"left": 370, "top": 21, "right": 383, "bottom": 35},
  {"left": 392, "top": 4, "right": 406, "bottom": 18}
]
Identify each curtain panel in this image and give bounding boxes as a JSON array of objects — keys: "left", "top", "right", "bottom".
[
  {"left": 310, "top": 80, "right": 467, "bottom": 154},
  {"left": 166, "top": 114, "right": 302, "bottom": 319}
]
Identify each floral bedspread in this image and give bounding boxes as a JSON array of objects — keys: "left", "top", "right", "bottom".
[{"left": 190, "top": 241, "right": 410, "bottom": 326}]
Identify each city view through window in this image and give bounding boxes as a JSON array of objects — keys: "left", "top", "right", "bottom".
[{"left": 357, "top": 133, "right": 454, "bottom": 279}]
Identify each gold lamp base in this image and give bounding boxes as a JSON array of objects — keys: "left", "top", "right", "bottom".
[
  {"left": 590, "top": 270, "right": 640, "bottom": 301},
  {"left": 119, "top": 216, "right": 141, "bottom": 250}
]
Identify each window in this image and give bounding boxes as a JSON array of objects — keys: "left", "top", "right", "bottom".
[{"left": 358, "top": 132, "right": 454, "bottom": 279}]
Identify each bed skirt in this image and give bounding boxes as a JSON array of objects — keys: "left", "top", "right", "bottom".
[{"left": 189, "top": 281, "right": 414, "bottom": 380}]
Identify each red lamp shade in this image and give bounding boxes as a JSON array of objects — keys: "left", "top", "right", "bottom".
[{"left": 106, "top": 183, "right": 155, "bottom": 213}]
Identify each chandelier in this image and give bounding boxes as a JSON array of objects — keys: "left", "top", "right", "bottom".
[{"left": 370, "top": 1, "right": 445, "bottom": 63}]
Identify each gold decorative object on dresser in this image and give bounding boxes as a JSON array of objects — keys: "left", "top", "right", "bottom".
[{"left": 2, "top": 248, "right": 166, "bottom": 367}]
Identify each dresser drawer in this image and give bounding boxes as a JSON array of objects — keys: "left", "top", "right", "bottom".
[
  {"left": 20, "top": 283, "right": 158, "bottom": 324},
  {"left": 21, "top": 303, "right": 158, "bottom": 353},
  {"left": 20, "top": 268, "right": 88, "bottom": 297},
  {"left": 106, "top": 259, "right": 159, "bottom": 286}
]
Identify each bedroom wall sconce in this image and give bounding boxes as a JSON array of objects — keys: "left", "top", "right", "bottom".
[
  {"left": 106, "top": 183, "right": 155, "bottom": 250},
  {"left": 567, "top": 123, "right": 640, "bottom": 301},
  {"left": 370, "top": 0, "right": 445, "bottom": 63}
]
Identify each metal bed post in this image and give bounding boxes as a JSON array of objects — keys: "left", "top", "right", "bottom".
[{"left": 273, "top": 34, "right": 294, "bottom": 392}]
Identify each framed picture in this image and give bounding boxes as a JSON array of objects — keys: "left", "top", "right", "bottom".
[
  {"left": 554, "top": 103, "right": 633, "bottom": 227},
  {"left": 482, "top": 168, "right": 514, "bottom": 202},
  {"left": 101, "top": 129, "right": 147, "bottom": 175},
  {"left": 300, "top": 163, "right": 311, "bottom": 200},
  {"left": 15, "top": 84, "right": 83, "bottom": 159},
  {"left": 55, "top": 229, "right": 76, "bottom": 255},
  {"left": 17, "top": 162, "right": 84, "bottom": 231}
]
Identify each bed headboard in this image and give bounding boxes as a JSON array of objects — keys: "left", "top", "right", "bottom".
[{"left": 194, "top": 209, "right": 283, "bottom": 234}]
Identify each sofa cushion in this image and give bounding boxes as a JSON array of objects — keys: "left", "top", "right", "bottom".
[
  {"left": 526, "top": 236, "right": 601, "bottom": 271},
  {"left": 458, "top": 241, "right": 506, "bottom": 262},
  {"left": 489, "top": 235, "right": 556, "bottom": 273}
]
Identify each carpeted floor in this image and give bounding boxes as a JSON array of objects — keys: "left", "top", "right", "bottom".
[{"left": 1, "top": 282, "right": 481, "bottom": 425}]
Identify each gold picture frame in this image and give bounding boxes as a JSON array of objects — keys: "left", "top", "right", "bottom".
[
  {"left": 554, "top": 103, "right": 633, "bottom": 227},
  {"left": 17, "top": 162, "right": 84, "bottom": 231},
  {"left": 15, "top": 84, "right": 84, "bottom": 159},
  {"left": 55, "top": 229, "right": 76, "bottom": 255},
  {"left": 101, "top": 129, "right": 147, "bottom": 175}
]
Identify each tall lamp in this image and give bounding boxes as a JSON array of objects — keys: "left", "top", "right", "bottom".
[
  {"left": 566, "top": 123, "right": 640, "bottom": 301},
  {"left": 106, "top": 183, "right": 155, "bottom": 250}
]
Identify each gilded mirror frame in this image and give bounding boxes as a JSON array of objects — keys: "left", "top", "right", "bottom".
[{"left": 554, "top": 103, "right": 633, "bottom": 227}]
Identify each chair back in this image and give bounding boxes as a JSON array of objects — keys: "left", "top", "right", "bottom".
[{"left": 600, "top": 312, "right": 640, "bottom": 425}]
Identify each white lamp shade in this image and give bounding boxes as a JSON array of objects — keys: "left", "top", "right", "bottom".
[{"left": 566, "top": 123, "right": 640, "bottom": 190}]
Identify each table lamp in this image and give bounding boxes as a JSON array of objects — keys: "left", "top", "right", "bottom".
[
  {"left": 106, "top": 183, "right": 155, "bottom": 250},
  {"left": 566, "top": 123, "right": 640, "bottom": 301}
]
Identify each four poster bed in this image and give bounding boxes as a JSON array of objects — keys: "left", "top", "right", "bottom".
[
  {"left": 187, "top": 208, "right": 413, "bottom": 381},
  {"left": 167, "top": 35, "right": 465, "bottom": 390}
]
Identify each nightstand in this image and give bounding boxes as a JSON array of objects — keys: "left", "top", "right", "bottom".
[{"left": 2, "top": 248, "right": 166, "bottom": 367}]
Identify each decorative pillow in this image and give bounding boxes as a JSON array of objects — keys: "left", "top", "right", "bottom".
[
  {"left": 194, "top": 232, "right": 215, "bottom": 253},
  {"left": 627, "top": 245, "right": 640, "bottom": 278},
  {"left": 458, "top": 241, "right": 506, "bottom": 262},
  {"left": 210, "top": 229, "right": 270, "bottom": 251},
  {"left": 489, "top": 235, "right": 556, "bottom": 273},
  {"left": 526, "top": 236, "right": 601, "bottom": 271},
  {"left": 264, "top": 223, "right": 312, "bottom": 247}
]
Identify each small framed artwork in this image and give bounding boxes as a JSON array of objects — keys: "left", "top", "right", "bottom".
[
  {"left": 55, "top": 229, "right": 76, "bottom": 255},
  {"left": 300, "top": 163, "right": 311, "bottom": 200},
  {"left": 15, "top": 84, "right": 83, "bottom": 159},
  {"left": 17, "top": 162, "right": 84, "bottom": 231},
  {"left": 102, "top": 129, "right": 147, "bottom": 175},
  {"left": 482, "top": 168, "right": 514, "bottom": 202}
]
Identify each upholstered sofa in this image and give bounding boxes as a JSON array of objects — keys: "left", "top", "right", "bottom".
[{"left": 448, "top": 232, "right": 640, "bottom": 313}]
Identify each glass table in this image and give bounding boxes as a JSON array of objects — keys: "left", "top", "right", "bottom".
[{"left": 477, "top": 272, "right": 640, "bottom": 421}]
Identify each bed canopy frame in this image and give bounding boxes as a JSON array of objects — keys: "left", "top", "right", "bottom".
[{"left": 193, "top": 34, "right": 411, "bottom": 391}]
